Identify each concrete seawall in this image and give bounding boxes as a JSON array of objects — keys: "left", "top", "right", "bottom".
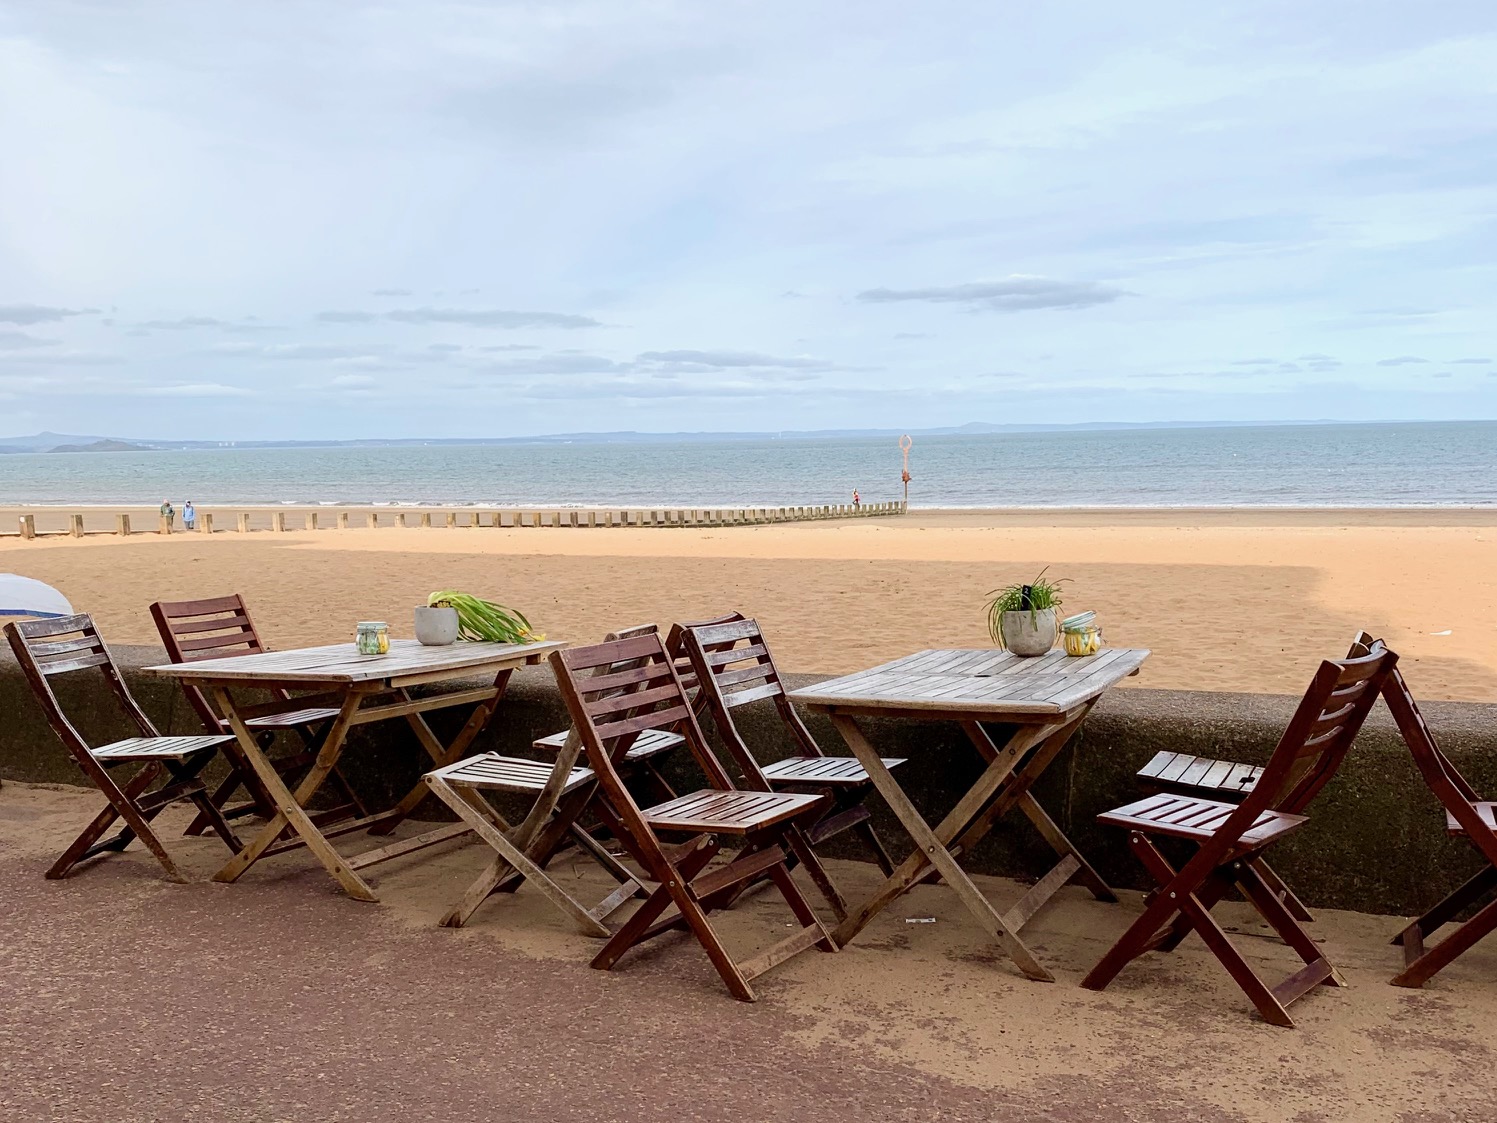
[{"left": 3, "top": 642, "right": 1491, "bottom": 917}]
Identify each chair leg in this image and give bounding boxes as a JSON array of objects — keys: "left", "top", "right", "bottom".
[
  {"left": 1252, "top": 858, "right": 1315, "bottom": 923},
  {"left": 1392, "top": 893, "right": 1497, "bottom": 988},
  {"left": 590, "top": 837, "right": 719, "bottom": 971},
  {"left": 782, "top": 822, "right": 848, "bottom": 921},
  {"left": 47, "top": 763, "right": 161, "bottom": 878},
  {"left": 1131, "top": 836, "right": 1298, "bottom": 1027},
  {"left": 854, "top": 817, "right": 899, "bottom": 877},
  {"left": 166, "top": 755, "right": 243, "bottom": 854},
  {"left": 1392, "top": 865, "right": 1497, "bottom": 947},
  {"left": 79, "top": 763, "right": 192, "bottom": 884},
  {"left": 1235, "top": 860, "right": 1344, "bottom": 988},
  {"left": 427, "top": 777, "right": 611, "bottom": 937},
  {"left": 766, "top": 858, "right": 838, "bottom": 954}
]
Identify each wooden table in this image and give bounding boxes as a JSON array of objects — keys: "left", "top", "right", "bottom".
[
  {"left": 789, "top": 646, "right": 1149, "bottom": 981},
  {"left": 145, "top": 637, "right": 563, "bottom": 901}
]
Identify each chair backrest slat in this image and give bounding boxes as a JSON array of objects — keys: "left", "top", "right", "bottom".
[
  {"left": 1380, "top": 664, "right": 1497, "bottom": 864},
  {"left": 678, "top": 615, "right": 823, "bottom": 790},
  {"left": 5, "top": 614, "right": 160, "bottom": 768},
  {"left": 551, "top": 633, "right": 737, "bottom": 833},
  {"left": 1172, "top": 642, "right": 1397, "bottom": 882},
  {"left": 150, "top": 594, "right": 273, "bottom": 733}
]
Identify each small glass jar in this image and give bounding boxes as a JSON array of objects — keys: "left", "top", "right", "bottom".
[
  {"left": 1063, "top": 625, "right": 1102, "bottom": 657},
  {"left": 356, "top": 621, "right": 390, "bottom": 655}
]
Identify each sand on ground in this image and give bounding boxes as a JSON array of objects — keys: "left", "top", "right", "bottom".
[
  {"left": 2, "top": 507, "right": 1495, "bottom": 699},
  {"left": 3, "top": 781, "right": 1495, "bottom": 1122}
]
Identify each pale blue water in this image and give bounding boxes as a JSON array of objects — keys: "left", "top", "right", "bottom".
[{"left": 0, "top": 422, "right": 1492, "bottom": 508}]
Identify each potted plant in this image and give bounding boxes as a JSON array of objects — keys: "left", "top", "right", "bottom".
[
  {"left": 985, "top": 569, "right": 1064, "bottom": 656},
  {"left": 422, "top": 591, "right": 541, "bottom": 645}
]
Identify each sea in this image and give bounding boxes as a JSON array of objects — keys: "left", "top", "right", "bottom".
[{"left": 0, "top": 421, "right": 1492, "bottom": 509}]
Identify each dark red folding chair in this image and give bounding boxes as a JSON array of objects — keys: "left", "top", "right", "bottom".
[
  {"left": 551, "top": 632, "right": 839, "bottom": 1000},
  {"left": 673, "top": 615, "right": 904, "bottom": 919},
  {"left": 150, "top": 594, "right": 363, "bottom": 835},
  {"left": 1381, "top": 664, "right": 1497, "bottom": 987},
  {"left": 1082, "top": 641, "right": 1398, "bottom": 1026},
  {"left": 6, "top": 614, "right": 242, "bottom": 882}
]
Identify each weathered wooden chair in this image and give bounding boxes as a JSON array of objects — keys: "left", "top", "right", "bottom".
[
  {"left": 423, "top": 753, "right": 642, "bottom": 936},
  {"left": 421, "top": 624, "right": 671, "bottom": 934},
  {"left": 1132, "top": 631, "right": 1382, "bottom": 924},
  {"left": 1082, "top": 642, "right": 1397, "bottom": 1026},
  {"left": 1381, "top": 664, "right": 1497, "bottom": 987},
  {"left": 5, "top": 614, "right": 243, "bottom": 882},
  {"left": 674, "top": 616, "right": 904, "bottom": 920},
  {"left": 150, "top": 594, "right": 363, "bottom": 836},
  {"left": 552, "top": 633, "right": 838, "bottom": 1000},
  {"left": 531, "top": 622, "right": 686, "bottom": 804}
]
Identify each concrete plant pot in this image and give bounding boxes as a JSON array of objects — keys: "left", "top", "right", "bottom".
[
  {"left": 1000, "top": 608, "right": 1057, "bottom": 656},
  {"left": 414, "top": 605, "right": 460, "bottom": 646}
]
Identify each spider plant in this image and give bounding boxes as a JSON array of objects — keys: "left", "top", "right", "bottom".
[
  {"left": 985, "top": 568, "right": 1066, "bottom": 645},
  {"left": 426, "top": 591, "right": 542, "bottom": 644}
]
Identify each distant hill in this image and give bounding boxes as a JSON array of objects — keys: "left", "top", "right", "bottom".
[
  {"left": 0, "top": 418, "right": 1416, "bottom": 452},
  {"left": 46, "top": 439, "right": 153, "bottom": 454},
  {"left": 0, "top": 431, "right": 114, "bottom": 452}
]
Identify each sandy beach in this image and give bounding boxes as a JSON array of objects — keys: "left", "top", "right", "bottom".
[{"left": 3, "top": 507, "right": 1495, "bottom": 700}]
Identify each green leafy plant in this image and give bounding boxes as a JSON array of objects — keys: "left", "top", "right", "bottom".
[
  {"left": 984, "top": 568, "right": 1066, "bottom": 645},
  {"left": 427, "top": 590, "right": 541, "bottom": 644}
]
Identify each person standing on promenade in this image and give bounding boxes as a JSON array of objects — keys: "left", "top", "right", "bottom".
[
  {"left": 183, "top": 501, "right": 196, "bottom": 531},
  {"left": 160, "top": 499, "right": 175, "bottom": 531}
]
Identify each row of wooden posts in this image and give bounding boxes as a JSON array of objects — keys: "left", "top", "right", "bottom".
[{"left": 14, "top": 501, "right": 906, "bottom": 539}]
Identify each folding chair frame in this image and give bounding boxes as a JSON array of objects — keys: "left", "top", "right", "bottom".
[
  {"left": 1381, "top": 664, "right": 1497, "bottom": 987},
  {"left": 674, "top": 616, "right": 904, "bottom": 920},
  {"left": 150, "top": 595, "right": 365, "bottom": 836},
  {"left": 1083, "top": 644, "right": 1398, "bottom": 1026},
  {"left": 5, "top": 614, "right": 242, "bottom": 882},
  {"left": 551, "top": 633, "right": 838, "bottom": 1001}
]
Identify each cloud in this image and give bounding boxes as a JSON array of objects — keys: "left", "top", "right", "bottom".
[
  {"left": 1297, "top": 353, "right": 1337, "bottom": 361},
  {"left": 635, "top": 349, "right": 835, "bottom": 371},
  {"left": 856, "top": 276, "right": 1125, "bottom": 313},
  {"left": 0, "top": 330, "right": 59, "bottom": 350},
  {"left": 1450, "top": 357, "right": 1492, "bottom": 364},
  {"left": 214, "top": 342, "right": 387, "bottom": 361},
  {"left": 472, "top": 353, "right": 625, "bottom": 375},
  {"left": 1230, "top": 358, "right": 1277, "bottom": 366},
  {"left": 138, "top": 382, "right": 254, "bottom": 397},
  {"left": 137, "top": 316, "right": 228, "bottom": 329},
  {"left": 1377, "top": 355, "right": 1430, "bottom": 366},
  {"left": 479, "top": 344, "right": 540, "bottom": 352},
  {"left": 5, "top": 350, "right": 124, "bottom": 365},
  {"left": 316, "top": 306, "right": 601, "bottom": 329},
  {"left": 427, "top": 343, "right": 463, "bottom": 352},
  {"left": 330, "top": 373, "right": 377, "bottom": 388},
  {"left": 371, "top": 288, "right": 412, "bottom": 296},
  {"left": 0, "top": 304, "right": 89, "bottom": 325},
  {"left": 1433, "top": 372, "right": 1453, "bottom": 379}
]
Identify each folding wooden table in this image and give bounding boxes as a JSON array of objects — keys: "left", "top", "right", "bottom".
[
  {"left": 789, "top": 646, "right": 1149, "bottom": 981},
  {"left": 145, "top": 637, "right": 562, "bottom": 901}
]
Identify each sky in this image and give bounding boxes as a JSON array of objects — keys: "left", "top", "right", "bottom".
[{"left": 2, "top": 1, "right": 1496, "bottom": 440}]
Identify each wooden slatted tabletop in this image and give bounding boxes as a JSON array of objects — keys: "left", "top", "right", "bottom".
[
  {"left": 789, "top": 647, "right": 1150, "bottom": 716},
  {"left": 144, "top": 637, "right": 563, "bottom": 685}
]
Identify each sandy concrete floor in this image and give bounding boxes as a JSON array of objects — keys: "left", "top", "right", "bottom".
[{"left": 3, "top": 782, "right": 1495, "bottom": 1122}]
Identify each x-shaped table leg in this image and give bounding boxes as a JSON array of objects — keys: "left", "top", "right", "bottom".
[
  {"left": 212, "top": 687, "right": 377, "bottom": 900},
  {"left": 828, "top": 713, "right": 1057, "bottom": 980}
]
